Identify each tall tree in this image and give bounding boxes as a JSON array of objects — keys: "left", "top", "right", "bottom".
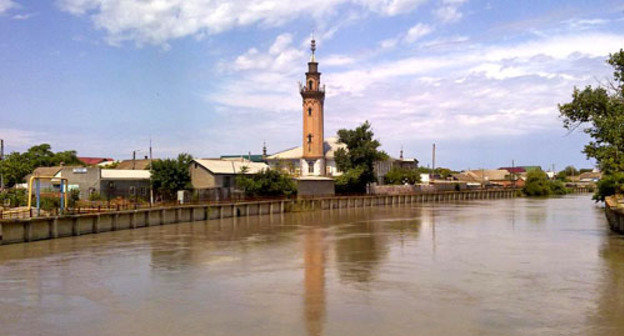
[
  {"left": 334, "top": 121, "right": 388, "bottom": 193},
  {"left": 0, "top": 144, "right": 81, "bottom": 187},
  {"left": 559, "top": 49, "right": 624, "bottom": 174},
  {"left": 151, "top": 153, "right": 193, "bottom": 201}
]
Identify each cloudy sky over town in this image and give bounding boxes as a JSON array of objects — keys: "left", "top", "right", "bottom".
[{"left": 1, "top": 0, "right": 623, "bottom": 169}]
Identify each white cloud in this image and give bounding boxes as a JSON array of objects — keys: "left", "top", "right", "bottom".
[
  {"left": 380, "top": 22, "right": 434, "bottom": 49},
  {"left": 404, "top": 23, "right": 433, "bottom": 43},
  {"left": 56, "top": 0, "right": 429, "bottom": 46},
  {"left": 0, "top": 0, "right": 17, "bottom": 14},
  {"left": 434, "top": 0, "right": 467, "bottom": 23},
  {"left": 210, "top": 31, "right": 624, "bottom": 146}
]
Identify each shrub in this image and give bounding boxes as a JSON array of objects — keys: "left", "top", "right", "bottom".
[
  {"left": 0, "top": 189, "right": 27, "bottom": 207},
  {"left": 593, "top": 173, "right": 624, "bottom": 202},
  {"left": 383, "top": 166, "right": 421, "bottom": 185},
  {"left": 235, "top": 169, "right": 297, "bottom": 197},
  {"left": 523, "top": 169, "right": 570, "bottom": 196}
]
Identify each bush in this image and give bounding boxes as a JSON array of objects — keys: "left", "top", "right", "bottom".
[
  {"left": 334, "top": 166, "right": 365, "bottom": 194},
  {"left": 0, "top": 189, "right": 27, "bottom": 208},
  {"left": 593, "top": 173, "right": 624, "bottom": 201},
  {"left": 383, "top": 166, "right": 421, "bottom": 185},
  {"left": 235, "top": 169, "right": 297, "bottom": 197},
  {"left": 523, "top": 169, "right": 570, "bottom": 196}
]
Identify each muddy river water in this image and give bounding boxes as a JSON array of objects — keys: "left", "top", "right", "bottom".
[{"left": 1, "top": 194, "right": 623, "bottom": 335}]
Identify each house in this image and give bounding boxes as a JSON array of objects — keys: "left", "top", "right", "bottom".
[
  {"left": 374, "top": 156, "right": 418, "bottom": 185},
  {"left": 115, "top": 159, "right": 151, "bottom": 170},
  {"left": 266, "top": 137, "right": 346, "bottom": 176},
  {"left": 99, "top": 170, "right": 151, "bottom": 200},
  {"left": 453, "top": 169, "right": 523, "bottom": 187},
  {"left": 77, "top": 157, "right": 114, "bottom": 166},
  {"left": 578, "top": 171, "right": 602, "bottom": 182},
  {"left": 27, "top": 166, "right": 151, "bottom": 200},
  {"left": 220, "top": 154, "right": 265, "bottom": 163},
  {"left": 190, "top": 159, "right": 269, "bottom": 189}
]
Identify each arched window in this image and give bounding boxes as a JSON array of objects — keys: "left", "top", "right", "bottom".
[
  {"left": 309, "top": 80, "right": 313, "bottom": 90},
  {"left": 308, "top": 107, "right": 312, "bottom": 116}
]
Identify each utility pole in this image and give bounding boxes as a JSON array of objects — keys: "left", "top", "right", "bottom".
[
  {"left": 432, "top": 143, "right": 436, "bottom": 179},
  {"left": 0, "top": 139, "right": 4, "bottom": 190},
  {"left": 512, "top": 159, "right": 516, "bottom": 189},
  {"left": 149, "top": 139, "right": 154, "bottom": 205}
]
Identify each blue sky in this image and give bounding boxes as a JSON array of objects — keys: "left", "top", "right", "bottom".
[{"left": 1, "top": 0, "right": 623, "bottom": 170}]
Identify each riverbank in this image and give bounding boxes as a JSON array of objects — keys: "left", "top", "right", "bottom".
[
  {"left": 605, "top": 196, "right": 624, "bottom": 233},
  {"left": 0, "top": 189, "right": 517, "bottom": 245}
]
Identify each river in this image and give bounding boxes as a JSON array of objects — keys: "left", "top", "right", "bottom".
[{"left": 0, "top": 194, "right": 623, "bottom": 336}]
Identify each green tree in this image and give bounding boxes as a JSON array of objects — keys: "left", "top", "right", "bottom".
[
  {"left": 523, "top": 169, "right": 569, "bottom": 196},
  {"left": 150, "top": 153, "right": 192, "bottom": 201},
  {"left": 383, "top": 166, "right": 421, "bottom": 185},
  {"left": 559, "top": 50, "right": 624, "bottom": 200},
  {"left": 334, "top": 121, "right": 388, "bottom": 193},
  {"left": 235, "top": 169, "right": 297, "bottom": 197},
  {"left": 556, "top": 165, "right": 580, "bottom": 181},
  {"left": 0, "top": 144, "right": 81, "bottom": 187},
  {"left": 559, "top": 50, "right": 624, "bottom": 174}
]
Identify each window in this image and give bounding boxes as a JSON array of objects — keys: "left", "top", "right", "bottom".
[
  {"left": 141, "top": 187, "right": 147, "bottom": 196},
  {"left": 308, "top": 161, "right": 315, "bottom": 174},
  {"left": 307, "top": 133, "right": 313, "bottom": 143},
  {"left": 108, "top": 181, "right": 115, "bottom": 189},
  {"left": 309, "top": 80, "right": 313, "bottom": 90},
  {"left": 308, "top": 107, "right": 312, "bottom": 116},
  {"left": 129, "top": 186, "right": 136, "bottom": 196}
]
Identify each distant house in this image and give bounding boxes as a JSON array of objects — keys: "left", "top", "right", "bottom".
[
  {"left": 578, "top": 171, "right": 602, "bottom": 182},
  {"left": 220, "top": 154, "right": 265, "bottom": 163},
  {"left": 374, "top": 157, "right": 418, "bottom": 185},
  {"left": 266, "top": 137, "right": 346, "bottom": 176},
  {"left": 27, "top": 166, "right": 150, "bottom": 200},
  {"left": 267, "top": 137, "right": 417, "bottom": 183},
  {"left": 190, "top": 159, "right": 269, "bottom": 189},
  {"left": 99, "top": 170, "right": 151, "bottom": 200},
  {"left": 77, "top": 157, "right": 114, "bottom": 166},
  {"left": 454, "top": 169, "right": 523, "bottom": 187},
  {"left": 115, "top": 159, "right": 151, "bottom": 170}
]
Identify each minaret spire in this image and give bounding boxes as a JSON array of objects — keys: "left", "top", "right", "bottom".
[{"left": 310, "top": 34, "right": 316, "bottom": 62}]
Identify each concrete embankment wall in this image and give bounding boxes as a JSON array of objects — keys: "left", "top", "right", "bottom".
[
  {"left": 0, "top": 189, "right": 517, "bottom": 245},
  {"left": 605, "top": 197, "right": 624, "bottom": 233}
]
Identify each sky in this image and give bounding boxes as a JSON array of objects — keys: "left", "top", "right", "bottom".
[{"left": 1, "top": 0, "right": 623, "bottom": 170}]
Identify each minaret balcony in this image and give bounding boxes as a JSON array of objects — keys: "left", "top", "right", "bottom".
[{"left": 299, "top": 83, "right": 325, "bottom": 94}]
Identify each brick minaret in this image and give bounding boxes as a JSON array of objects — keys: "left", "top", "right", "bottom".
[{"left": 300, "top": 38, "right": 326, "bottom": 176}]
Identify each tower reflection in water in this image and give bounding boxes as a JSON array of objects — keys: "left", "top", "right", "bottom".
[{"left": 303, "top": 227, "right": 326, "bottom": 336}]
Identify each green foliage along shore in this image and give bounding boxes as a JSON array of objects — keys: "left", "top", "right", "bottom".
[
  {"left": 523, "top": 169, "right": 569, "bottom": 197},
  {"left": 384, "top": 166, "right": 421, "bottom": 185},
  {"left": 235, "top": 169, "right": 297, "bottom": 197}
]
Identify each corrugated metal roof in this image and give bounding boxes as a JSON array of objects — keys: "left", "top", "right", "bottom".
[
  {"left": 115, "top": 159, "right": 151, "bottom": 170},
  {"left": 31, "top": 166, "right": 64, "bottom": 177},
  {"left": 267, "top": 137, "right": 346, "bottom": 160},
  {"left": 220, "top": 154, "right": 265, "bottom": 163},
  {"left": 101, "top": 169, "right": 151, "bottom": 180},
  {"left": 194, "top": 159, "right": 268, "bottom": 175}
]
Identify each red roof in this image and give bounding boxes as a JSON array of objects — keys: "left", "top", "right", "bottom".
[
  {"left": 498, "top": 167, "right": 525, "bottom": 174},
  {"left": 78, "top": 157, "right": 114, "bottom": 165}
]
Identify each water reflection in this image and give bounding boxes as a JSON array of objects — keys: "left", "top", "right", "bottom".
[
  {"left": 303, "top": 227, "right": 326, "bottom": 336},
  {"left": 2, "top": 195, "right": 620, "bottom": 336},
  {"left": 594, "top": 234, "right": 624, "bottom": 335}
]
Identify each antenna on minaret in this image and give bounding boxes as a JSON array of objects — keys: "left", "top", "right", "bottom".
[
  {"left": 310, "top": 32, "right": 316, "bottom": 62},
  {"left": 400, "top": 145, "right": 404, "bottom": 160}
]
